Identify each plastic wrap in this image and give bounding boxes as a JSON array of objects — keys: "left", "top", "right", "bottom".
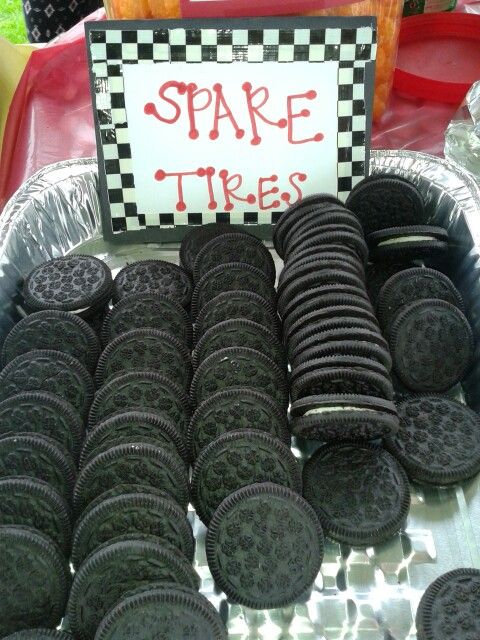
[
  {"left": 1, "top": 149, "right": 480, "bottom": 637},
  {"left": 445, "top": 80, "right": 480, "bottom": 176}
]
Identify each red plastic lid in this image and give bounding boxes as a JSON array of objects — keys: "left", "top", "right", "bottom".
[{"left": 394, "top": 12, "right": 480, "bottom": 104}]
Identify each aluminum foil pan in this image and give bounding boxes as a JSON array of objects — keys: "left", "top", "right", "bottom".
[{"left": 1, "top": 150, "right": 480, "bottom": 639}]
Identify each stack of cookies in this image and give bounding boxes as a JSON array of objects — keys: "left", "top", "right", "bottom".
[
  {"left": 273, "top": 195, "right": 399, "bottom": 443},
  {"left": 181, "top": 224, "right": 325, "bottom": 610}
]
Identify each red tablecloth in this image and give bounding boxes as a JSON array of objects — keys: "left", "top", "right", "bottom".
[{"left": 1, "top": 1, "right": 478, "bottom": 210}]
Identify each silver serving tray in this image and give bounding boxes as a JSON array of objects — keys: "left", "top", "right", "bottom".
[{"left": 1, "top": 150, "right": 480, "bottom": 639}]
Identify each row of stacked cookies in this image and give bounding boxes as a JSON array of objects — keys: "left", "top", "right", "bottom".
[
  {"left": 272, "top": 194, "right": 412, "bottom": 548},
  {"left": 0, "top": 255, "right": 228, "bottom": 639},
  {"left": 180, "top": 225, "right": 325, "bottom": 609}
]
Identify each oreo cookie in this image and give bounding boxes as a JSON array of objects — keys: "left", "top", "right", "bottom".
[
  {"left": 0, "top": 433, "right": 76, "bottom": 500},
  {"left": 95, "top": 583, "right": 227, "bottom": 640},
  {"left": 0, "top": 392, "right": 83, "bottom": 463},
  {"left": 290, "top": 394, "right": 399, "bottom": 441},
  {"left": 293, "top": 337, "right": 392, "bottom": 372},
  {"left": 3, "top": 631, "right": 73, "bottom": 639},
  {"left": 0, "top": 525, "right": 70, "bottom": 636},
  {"left": 94, "top": 328, "right": 192, "bottom": 390},
  {"left": 273, "top": 194, "right": 344, "bottom": 257},
  {"left": 278, "top": 272, "right": 367, "bottom": 318},
  {"left": 71, "top": 491, "right": 194, "bottom": 569},
  {"left": 101, "top": 293, "right": 192, "bottom": 347},
  {"left": 23, "top": 255, "right": 112, "bottom": 317},
  {"left": 303, "top": 443, "right": 410, "bottom": 545},
  {"left": 193, "top": 291, "right": 280, "bottom": 344},
  {"left": 278, "top": 256, "right": 365, "bottom": 299},
  {"left": 290, "top": 355, "right": 390, "bottom": 388},
  {"left": 191, "top": 430, "right": 301, "bottom": 525},
  {"left": 66, "top": 539, "right": 200, "bottom": 640},
  {"left": 193, "top": 233, "right": 276, "bottom": 284},
  {"left": 389, "top": 299, "right": 473, "bottom": 392},
  {"left": 285, "top": 226, "right": 368, "bottom": 264},
  {"left": 291, "top": 367, "right": 393, "bottom": 402},
  {"left": 81, "top": 483, "right": 183, "bottom": 515},
  {"left": 206, "top": 482, "right": 324, "bottom": 609},
  {"left": 187, "top": 388, "right": 289, "bottom": 460},
  {"left": 415, "top": 568, "right": 480, "bottom": 640},
  {"left": 376, "top": 267, "right": 464, "bottom": 330},
  {"left": 284, "top": 243, "right": 365, "bottom": 275},
  {"left": 368, "top": 225, "right": 449, "bottom": 264},
  {"left": 112, "top": 260, "right": 192, "bottom": 308},
  {"left": 345, "top": 174, "right": 427, "bottom": 234},
  {"left": 192, "top": 319, "right": 286, "bottom": 371},
  {"left": 88, "top": 371, "right": 191, "bottom": 433},
  {"left": 180, "top": 222, "right": 248, "bottom": 273},
  {"left": 2, "top": 310, "right": 101, "bottom": 373},
  {"left": 190, "top": 347, "right": 288, "bottom": 409},
  {"left": 191, "top": 262, "right": 276, "bottom": 319},
  {"left": 365, "top": 261, "right": 412, "bottom": 306},
  {"left": 282, "top": 208, "right": 363, "bottom": 251},
  {"left": 385, "top": 396, "right": 480, "bottom": 486},
  {"left": 0, "top": 476, "right": 71, "bottom": 553},
  {"left": 80, "top": 411, "right": 187, "bottom": 468},
  {"left": 0, "top": 350, "right": 94, "bottom": 420},
  {"left": 281, "top": 282, "right": 370, "bottom": 323},
  {"left": 73, "top": 442, "right": 189, "bottom": 515}
]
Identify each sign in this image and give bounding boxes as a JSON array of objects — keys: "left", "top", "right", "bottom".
[{"left": 86, "top": 18, "right": 376, "bottom": 242}]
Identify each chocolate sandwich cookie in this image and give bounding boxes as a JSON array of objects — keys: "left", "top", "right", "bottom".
[
  {"left": 187, "top": 388, "right": 289, "bottom": 461},
  {"left": 66, "top": 539, "right": 200, "bottom": 640},
  {"left": 2, "top": 310, "right": 101, "bottom": 373},
  {"left": 288, "top": 316, "right": 389, "bottom": 368},
  {"left": 190, "top": 347, "right": 288, "bottom": 409},
  {"left": 365, "top": 261, "right": 412, "bottom": 306},
  {"left": 283, "top": 293, "right": 375, "bottom": 341},
  {"left": 293, "top": 337, "right": 392, "bottom": 372},
  {"left": 193, "top": 233, "right": 276, "bottom": 284},
  {"left": 0, "top": 392, "right": 83, "bottom": 463},
  {"left": 280, "top": 282, "right": 370, "bottom": 322},
  {"left": 278, "top": 272, "right": 367, "bottom": 318},
  {"left": 285, "top": 225, "right": 369, "bottom": 264},
  {"left": 71, "top": 491, "right": 194, "bottom": 569},
  {"left": 284, "top": 304, "right": 379, "bottom": 346},
  {"left": 73, "top": 442, "right": 189, "bottom": 515},
  {"left": 95, "top": 583, "right": 227, "bottom": 640},
  {"left": 291, "top": 366, "right": 393, "bottom": 402},
  {"left": 191, "top": 430, "right": 301, "bottom": 525},
  {"left": 3, "top": 631, "right": 74, "bottom": 639},
  {"left": 390, "top": 299, "right": 473, "bottom": 393},
  {"left": 0, "top": 526, "right": 70, "bottom": 637},
  {"left": 0, "top": 434, "right": 76, "bottom": 500},
  {"left": 80, "top": 411, "right": 187, "bottom": 468},
  {"left": 376, "top": 267, "right": 464, "bottom": 330},
  {"left": 277, "top": 256, "right": 365, "bottom": 299},
  {"left": 180, "top": 222, "right": 248, "bottom": 273},
  {"left": 345, "top": 174, "right": 426, "bottom": 234},
  {"left": 284, "top": 243, "right": 365, "bottom": 274},
  {"left": 290, "top": 355, "right": 390, "bottom": 388},
  {"left": 303, "top": 442, "right": 410, "bottom": 545},
  {"left": 82, "top": 484, "right": 182, "bottom": 516},
  {"left": 0, "top": 350, "right": 94, "bottom": 421},
  {"left": 23, "top": 255, "right": 112, "bottom": 318},
  {"left": 282, "top": 208, "right": 363, "bottom": 251},
  {"left": 385, "top": 396, "right": 480, "bottom": 485},
  {"left": 290, "top": 394, "right": 399, "bottom": 441},
  {"left": 88, "top": 371, "right": 191, "bottom": 433},
  {"left": 368, "top": 225, "right": 449, "bottom": 264},
  {"left": 94, "top": 328, "right": 192, "bottom": 390},
  {"left": 415, "top": 568, "right": 480, "bottom": 640},
  {"left": 191, "top": 262, "right": 276, "bottom": 320},
  {"left": 101, "top": 293, "right": 192, "bottom": 347},
  {"left": 112, "top": 260, "right": 192, "bottom": 308},
  {"left": 273, "top": 194, "right": 344, "bottom": 257},
  {"left": 192, "top": 319, "right": 286, "bottom": 371},
  {"left": 193, "top": 290, "right": 280, "bottom": 344},
  {"left": 206, "top": 482, "right": 324, "bottom": 609},
  {"left": 0, "top": 476, "right": 71, "bottom": 553}
]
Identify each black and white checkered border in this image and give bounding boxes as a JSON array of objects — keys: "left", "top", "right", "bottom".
[{"left": 90, "top": 26, "right": 376, "bottom": 234}]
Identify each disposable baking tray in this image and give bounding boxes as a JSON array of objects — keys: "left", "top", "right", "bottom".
[{"left": 1, "top": 150, "right": 480, "bottom": 639}]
